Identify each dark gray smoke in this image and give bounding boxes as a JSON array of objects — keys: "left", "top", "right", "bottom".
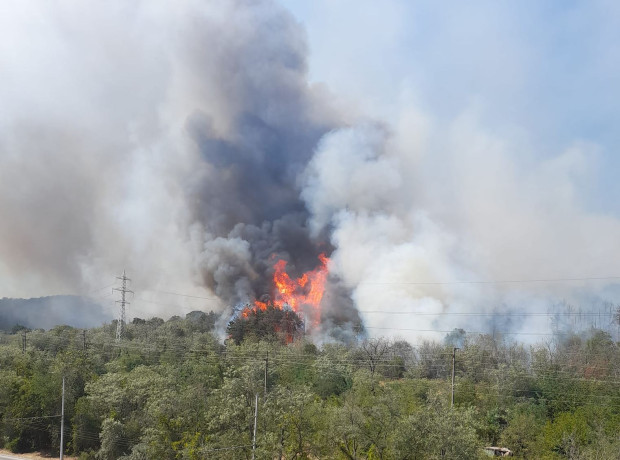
[
  {"left": 179, "top": 1, "right": 354, "bottom": 315},
  {"left": 6, "top": 1, "right": 616, "bottom": 343},
  {"left": 0, "top": 0, "right": 362, "bottom": 329}
]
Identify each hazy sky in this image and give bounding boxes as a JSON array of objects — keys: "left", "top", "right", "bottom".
[
  {"left": 282, "top": 0, "right": 620, "bottom": 339},
  {"left": 282, "top": 0, "right": 620, "bottom": 214}
]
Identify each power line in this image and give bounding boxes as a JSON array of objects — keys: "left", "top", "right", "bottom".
[
  {"left": 131, "top": 297, "right": 212, "bottom": 310},
  {"left": 10, "top": 324, "right": 616, "bottom": 363},
  {"left": 1, "top": 332, "right": 618, "bottom": 457},
  {"left": 203, "top": 444, "right": 254, "bottom": 453},
  {"left": 358, "top": 310, "right": 617, "bottom": 316},
  {"left": 86, "top": 282, "right": 117, "bottom": 295},
  {"left": 360, "top": 276, "right": 620, "bottom": 285},
  {"left": 2, "top": 415, "right": 61, "bottom": 421},
  {"left": 361, "top": 326, "right": 606, "bottom": 336},
  {"left": 140, "top": 289, "right": 218, "bottom": 301},
  {"left": 48, "top": 333, "right": 616, "bottom": 385}
]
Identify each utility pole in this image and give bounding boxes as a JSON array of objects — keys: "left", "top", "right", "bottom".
[
  {"left": 22, "top": 331, "right": 26, "bottom": 353},
  {"left": 616, "top": 304, "right": 620, "bottom": 342},
  {"left": 264, "top": 353, "right": 268, "bottom": 399},
  {"left": 60, "top": 376, "right": 65, "bottom": 460},
  {"left": 252, "top": 393, "right": 258, "bottom": 460},
  {"left": 451, "top": 347, "right": 459, "bottom": 407},
  {"left": 82, "top": 330, "right": 87, "bottom": 351},
  {"left": 114, "top": 270, "right": 133, "bottom": 342}
]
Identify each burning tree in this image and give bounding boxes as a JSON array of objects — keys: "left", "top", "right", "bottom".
[
  {"left": 242, "top": 253, "right": 329, "bottom": 326},
  {"left": 227, "top": 302, "right": 303, "bottom": 345},
  {"left": 227, "top": 253, "right": 329, "bottom": 344}
]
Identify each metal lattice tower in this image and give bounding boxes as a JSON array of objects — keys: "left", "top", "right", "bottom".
[{"left": 114, "top": 270, "right": 133, "bottom": 342}]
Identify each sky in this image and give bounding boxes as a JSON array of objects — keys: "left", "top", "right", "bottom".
[
  {"left": 0, "top": 0, "right": 619, "bottom": 341},
  {"left": 283, "top": 0, "right": 620, "bottom": 340},
  {"left": 282, "top": 0, "right": 620, "bottom": 214}
]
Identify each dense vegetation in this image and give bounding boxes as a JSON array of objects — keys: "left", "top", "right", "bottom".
[
  {"left": 0, "top": 311, "right": 618, "bottom": 459},
  {"left": 226, "top": 304, "right": 304, "bottom": 345}
]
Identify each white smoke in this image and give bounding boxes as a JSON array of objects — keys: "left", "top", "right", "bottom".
[
  {"left": 301, "top": 113, "right": 620, "bottom": 342},
  {"left": 2, "top": 0, "right": 619, "bottom": 340},
  {"left": 0, "top": 0, "right": 344, "bottom": 319}
]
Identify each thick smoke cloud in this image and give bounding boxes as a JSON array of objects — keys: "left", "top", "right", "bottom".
[
  {"left": 2, "top": 0, "right": 619, "bottom": 341},
  {"left": 0, "top": 0, "right": 361, "bottom": 328},
  {"left": 301, "top": 115, "right": 620, "bottom": 342}
]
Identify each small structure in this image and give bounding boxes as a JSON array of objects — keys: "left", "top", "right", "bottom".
[{"left": 483, "top": 446, "right": 513, "bottom": 457}]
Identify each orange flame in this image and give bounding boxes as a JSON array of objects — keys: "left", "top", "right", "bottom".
[
  {"left": 239, "top": 253, "right": 329, "bottom": 330},
  {"left": 271, "top": 253, "right": 329, "bottom": 327}
]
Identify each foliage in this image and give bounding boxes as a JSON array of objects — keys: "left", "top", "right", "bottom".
[
  {"left": 226, "top": 303, "right": 303, "bottom": 345},
  {"left": 0, "top": 316, "right": 617, "bottom": 459}
]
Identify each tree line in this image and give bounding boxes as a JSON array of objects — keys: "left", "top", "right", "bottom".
[{"left": 0, "top": 309, "right": 618, "bottom": 459}]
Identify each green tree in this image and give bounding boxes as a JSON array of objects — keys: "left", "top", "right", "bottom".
[
  {"left": 392, "top": 394, "right": 481, "bottom": 460},
  {"left": 96, "top": 418, "right": 127, "bottom": 459},
  {"left": 499, "top": 403, "right": 546, "bottom": 459},
  {"left": 227, "top": 304, "right": 303, "bottom": 345}
]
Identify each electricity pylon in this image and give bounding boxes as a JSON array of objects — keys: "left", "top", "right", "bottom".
[{"left": 114, "top": 270, "right": 133, "bottom": 342}]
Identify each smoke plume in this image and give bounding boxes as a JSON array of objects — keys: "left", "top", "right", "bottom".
[
  {"left": 0, "top": 0, "right": 361, "bottom": 328},
  {"left": 301, "top": 116, "right": 620, "bottom": 341},
  {"left": 1, "top": 0, "right": 619, "bottom": 341}
]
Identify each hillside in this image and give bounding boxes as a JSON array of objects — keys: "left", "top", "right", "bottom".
[
  {"left": 0, "top": 296, "right": 111, "bottom": 331},
  {"left": 0, "top": 314, "right": 617, "bottom": 459}
]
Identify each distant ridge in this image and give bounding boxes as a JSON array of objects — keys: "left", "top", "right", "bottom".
[{"left": 0, "top": 295, "right": 112, "bottom": 331}]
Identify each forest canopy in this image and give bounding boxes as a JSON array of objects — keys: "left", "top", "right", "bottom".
[{"left": 0, "top": 313, "right": 617, "bottom": 459}]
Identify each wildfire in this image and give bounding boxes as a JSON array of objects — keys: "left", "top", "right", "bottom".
[{"left": 240, "top": 253, "right": 329, "bottom": 328}]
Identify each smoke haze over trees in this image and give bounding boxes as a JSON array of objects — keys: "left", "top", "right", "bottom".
[
  {"left": 0, "top": 318, "right": 617, "bottom": 458},
  {"left": 1, "top": 2, "right": 619, "bottom": 459},
  {"left": 0, "top": 296, "right": 111, "bottom": 331},
  {"left": 0, "top": 0, "right": 619, "bottom": 341}
]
